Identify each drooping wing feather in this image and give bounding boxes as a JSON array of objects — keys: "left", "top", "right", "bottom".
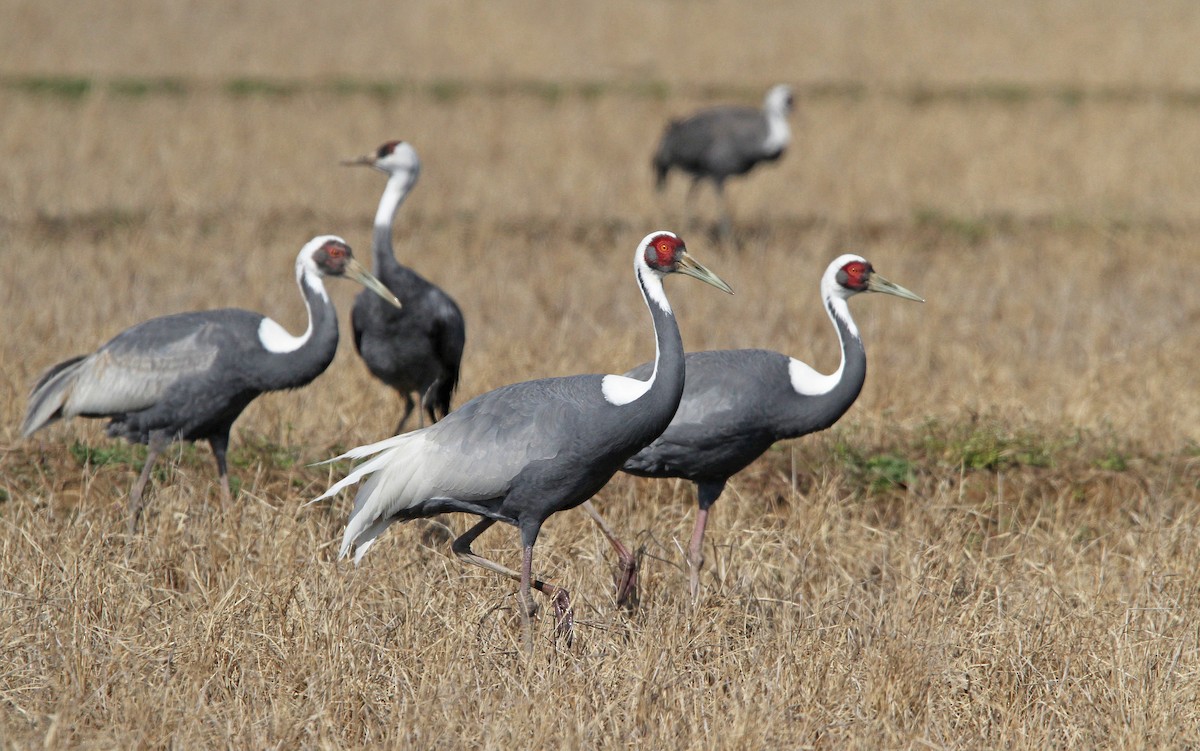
[{"left": 22, "top": 311, "right": 249, "bottom": 434}]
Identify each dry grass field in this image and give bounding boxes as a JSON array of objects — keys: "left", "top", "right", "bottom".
[{"left": 2, "top": 2, "right": 1200, "bottom": 748}]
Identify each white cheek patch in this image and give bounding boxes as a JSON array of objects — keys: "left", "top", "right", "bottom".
[
  {"left": 601, "top": 373, "right": 654, "bottom": 406},
  {"left": 258, "top": 317, "right": 311, "bottom": 354}
]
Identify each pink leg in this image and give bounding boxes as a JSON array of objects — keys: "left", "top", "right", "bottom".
[
  {"left": 127, "top": 432, "right": 169, "bottom": 536},
  {"left": 452, "top": 519, "right": 573, "bottom": 648},
  {"left": 580, "top": 500, "right": 639, "bottom": 609}
]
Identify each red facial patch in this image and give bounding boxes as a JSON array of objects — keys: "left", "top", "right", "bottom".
[
  {"left": 645, "top": 234, "right": 682, "bottom": 270},
  {"left": 315, "top": 240, "right": 351, "bottom": 273},
  {"left": 838, "top": 260, "right": 871, "bottom": 290},
  {"left": 378, "top": 140, "right": 403, "bottom": 158}
]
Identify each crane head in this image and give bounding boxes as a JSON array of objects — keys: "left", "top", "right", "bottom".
[
  {"left": 830, "top": 255, "right": 924, "bottom": 303},
  {"left": 765, "top": 84, "right": 794, "bottom": 116},
  {"left": 341, "top": 140, "right": 421, "bottom": 179},
  {"left": 639, "top": 231, "right": 734, "bottom": 294},
  {"left": 302, "top": 236, "right": 402, "bottom": 308}
]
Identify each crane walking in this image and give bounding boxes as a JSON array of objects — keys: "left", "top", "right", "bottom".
[
  {"left": 22, "top": 236, "right": 399, "bottom": 534},
  {"left": 585, "top": 254, "right": 922, "bottom": 603},
  {"left": 653, "top": 84, "right": 794, "bottom": 239},
  {"left": 316, "top": 231, "right": 732, "bottom": 645},
  {"left": 343, "top": 140, "right": 466, "bottom": 433}
]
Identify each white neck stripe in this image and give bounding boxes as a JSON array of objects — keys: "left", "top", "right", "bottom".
[{"left": 258, "top": 265, "right": 323, "bottom": 354}]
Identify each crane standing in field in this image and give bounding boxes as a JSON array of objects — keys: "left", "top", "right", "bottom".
[
  {"left": 653, "top": 84, "right": 794, "bottom": 240},
  {"left": 343, "top": 140, "right": 466, "bottom": 433},
  {"left": 21, "top": 236, "right": 399, "bottom": 534},
  {"left": 316, "top": 231, "right": 733, "bottom": 645},
  {"left": 583, "top": 255, "right": 922, "bottom": 604}
]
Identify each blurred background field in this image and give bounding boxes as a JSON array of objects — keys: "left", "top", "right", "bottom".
[{"left": 1, "top": 2, "right": 1198, "bottom": 748}]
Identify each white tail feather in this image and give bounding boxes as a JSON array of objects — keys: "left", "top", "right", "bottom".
[
  {"left": 312, "top": 432, "right": 410, "bottom": 467},
  {"left": 327, "top": 434, "right": 441, "bottom": 562}
]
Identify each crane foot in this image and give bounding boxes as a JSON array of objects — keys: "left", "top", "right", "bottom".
[
  {"left": 614, "top": 552, "right": 640, "bottom": 610},
  {"left": 551, "top": 589, "right": 574, "bottom": 644}
]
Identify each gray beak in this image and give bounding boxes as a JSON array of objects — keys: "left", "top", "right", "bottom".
[
  {"left": 676, "top": 251, "right": 735, "bottom": 295},
  {"left": 867, "top": 273, "right": 924, "bottom": 303},
  {"left": 344, "top": 257, "right": 401, "bottom": 308}
]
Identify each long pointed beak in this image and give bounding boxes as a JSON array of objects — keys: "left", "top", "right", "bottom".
[
  {"left": 867, "top": 273, "right": 924, "bottom": 303},
  {"left": 676, "top": 251, "right": 729, "bottom": 292},
  {"left": 676, "top": 251, "right": 735, "bottom": 294},
  {"left": 340, "top": 154, "right": 375, "bottom": 168},
  {"left": 344, "top": 257, "right": 402, "bottom": 308}
]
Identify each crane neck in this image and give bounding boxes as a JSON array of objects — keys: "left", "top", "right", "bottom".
[
  {"left": 371, "top": 170, "right": 417, "bottom": 271},
  {"left": 788, "top": 292, "right": 866, "bottom": 399},
  {"left": 255, "top": 264, "right": 340, "bottom": 388},
  {"left": 600, "top": 265, "right": 685, "bottom": 414},
  {"left": 763, "top": 104, "right": 791, "bottom": 155},
  {"left": 642, "top": 266, "right": 686, "bottom": 403}
]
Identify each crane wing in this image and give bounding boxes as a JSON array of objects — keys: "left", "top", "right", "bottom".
[
  {"left": 321, "top": 375, "right": 601, "bottom": 560},
  {"left": 23, "top": 311, "right": 247, "bottom": 434},
  {"left": 70, "top": 313, "right": 252, "bottom": 413},
  {"left": 622, "top": 349, "right": 788, "bottom": 475}
]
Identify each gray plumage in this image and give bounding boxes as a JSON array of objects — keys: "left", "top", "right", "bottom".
[
  {"left": 22, "top": 236, "right": 399, "bottom": 533},
  {"left": 592, "top": 254, "right": 922, "bottom": 600},
  {"left": 344, "top": 140, "right": 466, "bottom": 434},
  {"left": 653, "top": 84, "right": 794, "bottom": 237},
  {"left": 316, "top": 231, "right": 732, "bottom": 643}
]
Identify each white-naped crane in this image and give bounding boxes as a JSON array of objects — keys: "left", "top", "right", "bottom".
[
  {"left": 583, "top": 254, "right": 922, "bottom": 604},
  {"left": 653, "top": 84, "right": 794, "bottom": 239},
  {"left": 343, "top": 140, "right": 466, "bottom": 433},
  {"left": 315, "top": 231, "right": 733, "bottom": 646},
  {"left": 22, "top": 236, "right": 399, "bottom": 534}
]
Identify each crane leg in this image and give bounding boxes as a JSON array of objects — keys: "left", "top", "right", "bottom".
[
  {"left": 451, "top": 519, "right": 573, "bottom": 646},
  {"left": 686, "top": 508, "right": 710, "bottom": 600},
  {"left": 713, "top": 180, "right": 732, "bottom": 244},
  {"left": 685, "top": 177, "right": 703, "bottom": 229},
  {"left": 394, "top": 392, "right": 416, "bottom": 434},
  {"left": 580, "top": 500, "right": 639, "bottom": 610},
  {"left": 127, "top": 431, "right": 169, "bottom": 535},
  {"left": 210, "top": 433, "right": 232, "bottom": 503},
  {"left": 688, "top": 481, "right": 726, "bottom": 600},
  {"left": 420, "top": 382, "right": 441, "bottom": 425}
]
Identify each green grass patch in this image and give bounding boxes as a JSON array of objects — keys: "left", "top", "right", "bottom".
[
  {"left": 628, "top": 79, "right": 670, "bottom": 101},
  {"left": 907, "top": 83, "right": 1034, "bottom": 106},
  {"left": 6, "top": 75, "right": 92, "bottom": 99},
  {"left": 913, "top": 207, "right": 991, "bottom": 245},
  {"left": 577, "top": 81, "right": 608, "bottom": 100},
  {"left": 109, "top": 77, "right": 188, "bottom": 97},
  {"left": 427, "top": 79, "right": 467, "bottom": 102},
  {"left": 324, "top": 78, "right": 407, "bottom": 99},
  {"left": 69, "top": 440, "right": 139, "bottom": 468},
  {"left": 507, "top": 80, "right": 564, "bottom": 103},
  {"left": 919, "top": 418, "right": 1057, "bottom": 471},
  {"left": 832, "top": 442, "right": 916, "bottom": 496},
  {"left": 225, "top": 77, "right": 301, "bottom": 98},
  {"left": 231, "top": 435, "right": 300, "bottom": 470}
]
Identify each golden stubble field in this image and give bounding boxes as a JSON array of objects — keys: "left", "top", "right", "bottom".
[{"left": 2, "top": 2, "right": 1199, "bottom": 749}]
